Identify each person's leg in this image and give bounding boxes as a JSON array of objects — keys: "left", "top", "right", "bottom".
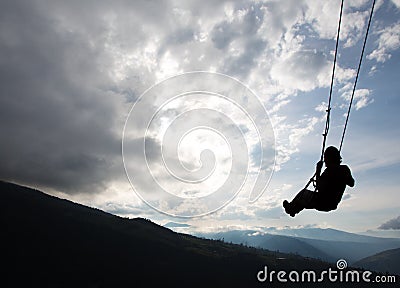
[
  {"left": 290, "top": 189, "right": 313, "bottom": 214},
  {"left": 283, "top": 189, "right": 316, "bottom": 216}
]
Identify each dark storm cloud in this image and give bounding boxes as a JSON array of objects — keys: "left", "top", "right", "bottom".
[
  {"left": 378, "top": 216, "right": 400, "bottom": 230},
  {"left": 0, "top": 1, "right": 128, "bottom": 194},
  {"left": 0, "top": 0, "right": 239, "bottom": 196}
]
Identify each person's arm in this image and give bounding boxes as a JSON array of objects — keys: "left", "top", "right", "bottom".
[
  {"left": 316, "top": 161, "right": 323, "bottom": 178},
  {"left": 315, "top": 161, "right": 323, "bottom": 187},
  {"left": 345, "top": 166, "right": 355, "bottom": 187}
]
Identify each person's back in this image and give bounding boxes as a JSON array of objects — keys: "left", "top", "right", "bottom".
[{"left": 316, "top": 164, "right": 354, "bottom": 211}]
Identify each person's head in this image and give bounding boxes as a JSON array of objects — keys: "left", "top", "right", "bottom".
[{"left": 324, "top": 146, "right": 342, "bottom": 167}]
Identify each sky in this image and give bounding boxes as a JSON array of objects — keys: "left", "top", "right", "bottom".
[{"left": 1, "top": 0, "right": 399, "bottom": 236}]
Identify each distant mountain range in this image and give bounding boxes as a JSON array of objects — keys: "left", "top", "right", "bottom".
[
  {"left": 196, "top": 228, "right": 400, "bottom": 273},
  {"left": 354, "top": 248, "right": 400, "bottom": 275},
  {"left": 2, "top": 180, "right": 398, "bottom": 287}
]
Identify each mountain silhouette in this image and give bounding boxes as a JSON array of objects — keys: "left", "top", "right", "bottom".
[
  {"left": 198, "top": 228, "right": 400, "bottom": 264},
  {"left": 197, "top": 230, "right": 333, "bottom": 261},
  {"left": 1, "top": 181, "right": 395, "bottom": 287},
  {"left": 354, "top": 248, "right": 400, "bottom": 276}
]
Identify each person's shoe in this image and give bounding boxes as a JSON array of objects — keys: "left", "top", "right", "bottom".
[
  {"left": 283, "top": 200, "right": 289, "bottom": 210},
  {"left": 283, "top": 200, "right": 296, "bottom": 217}
]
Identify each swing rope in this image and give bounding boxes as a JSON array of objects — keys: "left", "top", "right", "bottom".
[
  {"left": 304, "top": 0, "right": 376, "bottom": 190},
  {"left": 339, "top": 0, "right": 376, "bottom": 152},
  {"left": 320, "top": 0, "right": 344, "bottom": 162},
  {"left": 304, "top": 0, "right": 344, "bottom": 190}
]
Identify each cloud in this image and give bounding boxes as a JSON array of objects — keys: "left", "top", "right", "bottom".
[
  {"left": 340, "top": 86, "right": 374, "bottom": 110},
  {"left": 271, "top": 50, "right": 331, "bottom": 92},
  {"left": 367, "top": 22, "right": 400, "bottom": 63},
  {"left": 209, "top": 2, "right": 268, "bottom": 78},
  {"left": 213, "top": 202, "right": 254, "bottom": 221},
  {"left": 341, "top": 10, "right": 370, "bottom": 48},
  {"left": 257, "top": 0, "right": 305, "bottom": 48},
  {"left": 271, "top": 115, "right": 322, "bottom": 170},
  {"left": 0, "top": 0, "right": 396, "bottom": 216},
  {"left": 211, "top": 19, "right": 239, "bottom": 50},
  {"left": 100, "top": 202, "right": 148, "bottom": 217},
  {"left": 163, "top": 222, "right": 191, "bottom": 228},
  {"left": 378, "top": 215, "right": 400, "bottom": 230},
  {"left": 304, "top": 1, "right": 340, "bottom": 39},
  {"left": 391, "top": 0, "right": 400, "bottom": 9},
  {"left": 342, "top": 193, "right": 351, "bottom": 201},
  {"left": 254, "top": 206, "right": 285, "bottom": 219},
  {"left": 304, "top": 0, "right": 371, "bottom": 46},
  {"left": 0, "top": 1, "right": 126, "bottom": 194}
]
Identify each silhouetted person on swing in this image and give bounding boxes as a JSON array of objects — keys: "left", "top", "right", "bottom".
[{"left": 283, "top": 146, "right": 354, "bottom": 217}]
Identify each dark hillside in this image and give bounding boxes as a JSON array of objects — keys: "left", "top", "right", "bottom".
[
  {"left": 1, "top": 181, "right": 394, "bottom": 287},
  {"left": 354, "top": 248, "right": 400, "bottom": 275}
]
